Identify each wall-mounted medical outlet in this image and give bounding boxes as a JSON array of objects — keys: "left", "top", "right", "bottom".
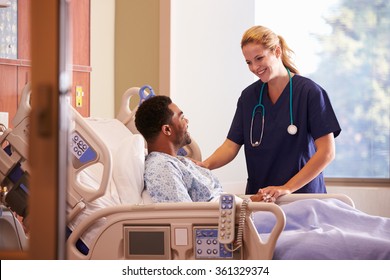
[{"left": 76, "top": 86, "right": 84, "bottom": 107}]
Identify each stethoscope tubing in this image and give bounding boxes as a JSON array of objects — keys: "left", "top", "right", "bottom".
[{"left": 250, "top": 68, "right": 297, "bottom": 147}]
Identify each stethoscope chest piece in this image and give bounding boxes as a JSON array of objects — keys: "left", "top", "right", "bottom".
[{"left": 287, "top": 124, "right": 298, "bottom": 135}]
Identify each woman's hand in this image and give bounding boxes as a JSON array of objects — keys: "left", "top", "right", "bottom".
[
  {"left": 250, "top": 186, "right": 291, "bottom": 202},
  {"left": 188, "top": 158, "right": 208, "bottom": 168}
]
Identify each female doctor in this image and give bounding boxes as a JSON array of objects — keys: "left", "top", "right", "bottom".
[{"left": 201, "top": 26, "right": 341, "bottom": 202}]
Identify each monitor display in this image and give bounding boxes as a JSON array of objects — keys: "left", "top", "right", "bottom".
[{"left": 124, "top": 226, "right": 171, "bottom": 260}]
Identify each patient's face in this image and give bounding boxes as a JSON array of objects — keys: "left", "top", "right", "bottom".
[{"left": 168, "top": 103, "right": 191, "bottom": 148}]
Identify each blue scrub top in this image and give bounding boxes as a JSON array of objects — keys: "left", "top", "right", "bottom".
[{"left": 227, "top": 75, "right": 341, "bottom": 194}]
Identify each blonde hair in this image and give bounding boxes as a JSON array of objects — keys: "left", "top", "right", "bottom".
[{"left": 241, "top": 26, "right": 299, "bottom": 74}]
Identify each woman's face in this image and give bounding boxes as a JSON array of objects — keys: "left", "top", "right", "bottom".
[{"left": 242, "top": 43, "right": 281, "bottom": 83}]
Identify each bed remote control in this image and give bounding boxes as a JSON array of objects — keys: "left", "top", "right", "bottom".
[{"left": 218, "top": 194, "right": 236, "bottom": 244}]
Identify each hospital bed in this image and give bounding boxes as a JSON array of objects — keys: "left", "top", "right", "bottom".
[
  {"left": 67, "top": 86, "right": 383, "bottom": 260},
  {"left": 2, "top": 85, "right": 389, "bottom": 260}
]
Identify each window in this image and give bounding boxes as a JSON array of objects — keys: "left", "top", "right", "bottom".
[
  {"left": 256, "top": 0, "right": 390, "bottom": 179},
  {"left": 0, "top": 0, "right": 17, "bottom": 59}
]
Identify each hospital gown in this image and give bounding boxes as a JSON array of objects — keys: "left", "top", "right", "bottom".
[{"left": 144, "top": 152, "right": 223, "bottom": 203}]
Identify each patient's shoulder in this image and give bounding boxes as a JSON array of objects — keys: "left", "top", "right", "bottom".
[{"left": 145, "top": 152, "right": 181, "bottom": 171}]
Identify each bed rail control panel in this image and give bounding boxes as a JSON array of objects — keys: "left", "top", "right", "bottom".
[
  {"left": 70, "top": 131, "right": 97, "bottom": 169},
  {"left": 194, "top": 227, "right": 242, "bottom": 259},
  {"left": 218, "top": 194, "right": 236, "bottom": 244},
  {"left": 122, "top": 225, "right": 242, "bottom": 260}
]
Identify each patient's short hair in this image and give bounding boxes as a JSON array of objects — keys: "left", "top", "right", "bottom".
[{"left": 135, "top": 95, "right": 173, "bottom": 142}]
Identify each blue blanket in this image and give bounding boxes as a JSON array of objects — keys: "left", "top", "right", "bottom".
[{"left": 253, "top": 198, "right": 390, "bottom": 260}]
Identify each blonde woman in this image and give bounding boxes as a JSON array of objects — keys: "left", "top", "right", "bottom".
[{"left": 202, "top": 26, "right": 341, "bottom": 202}]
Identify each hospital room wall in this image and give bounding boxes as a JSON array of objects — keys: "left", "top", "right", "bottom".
[
  {"left": 89, "top": 0, "right": 115, "bottom": 118},
  {"left": 114, "top": 0, "right": 162, "bottom": 115},
  {"left": 327, "top": 184, "right": 390, "bottom": 218},
  {"left": 90, "top": 0, "right": 162, "bottom": 118},
  {"left": 170, "top": 0, "right": 255, "bottom": 193}
]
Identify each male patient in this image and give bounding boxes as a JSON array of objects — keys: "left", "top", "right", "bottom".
[{"left": 135, "top": 95, "right": 223, "bottom": 203}]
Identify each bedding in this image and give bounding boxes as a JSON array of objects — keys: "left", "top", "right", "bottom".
[{"left": 253, "top": 198, "right": 390, "bottom": 260}]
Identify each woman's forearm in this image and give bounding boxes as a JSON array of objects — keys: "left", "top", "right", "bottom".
[
  {"left": 284, "top": 133, "right": 335, "bottom": 192},
  {"left": 203, "top": 139, "right": 241, "bottom": 170}
]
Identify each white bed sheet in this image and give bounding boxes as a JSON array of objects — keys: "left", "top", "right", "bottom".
[{"left": 253, "top": 198, "right": 390, "bottom": 260}]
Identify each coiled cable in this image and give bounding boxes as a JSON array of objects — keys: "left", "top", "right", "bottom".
[{"left": 224, "top": 198, "right": 251, "bottom": 252}]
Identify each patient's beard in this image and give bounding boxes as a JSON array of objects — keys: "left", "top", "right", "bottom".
[{"left": 184, "top": 132, "right": 192, "bottom": 145}]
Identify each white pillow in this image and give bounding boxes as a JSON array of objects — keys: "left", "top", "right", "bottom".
[
  {"left": 84, "top": 118, "right": 145, "bottom": 204},
  {"left": 112, "top": 134, "right": 145, "bottom": 204}
]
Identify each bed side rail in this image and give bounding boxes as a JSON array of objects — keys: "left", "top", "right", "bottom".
[
  {"left": 66, "top": 201, "right": 286, "bottom": 260},
  {"left": 67, "top": 107, "right": 113, "bottom": 222}
]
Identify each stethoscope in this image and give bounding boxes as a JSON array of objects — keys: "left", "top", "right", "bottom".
[{"left": 250, "top": 68, "right": 298, "bottom": 147}]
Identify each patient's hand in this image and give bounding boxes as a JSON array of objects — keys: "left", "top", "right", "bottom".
[
  {"left": 251, "top": 186, "right": 290, "bottom": 202},
  {"left": 250, "top": 192, "right": 276, "bottom": 203}
]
